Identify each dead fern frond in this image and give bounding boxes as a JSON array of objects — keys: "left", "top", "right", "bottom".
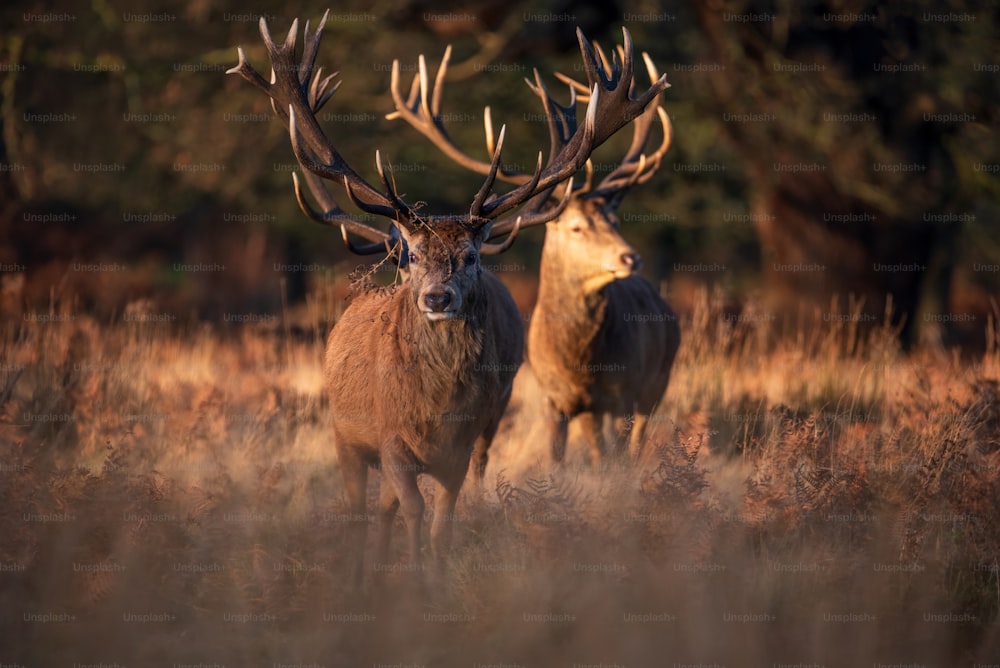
[{"left": 640, "top": 432, "right": 710, "bottom": 505}]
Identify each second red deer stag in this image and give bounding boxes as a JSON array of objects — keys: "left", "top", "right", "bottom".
[
  {"left": 228, "top": 13, "right": 669, "bottom": 580},
  {"left": 389, "top": 37, "right": 681, "bottom": 472}
]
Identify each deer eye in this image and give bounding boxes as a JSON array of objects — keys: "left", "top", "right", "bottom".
[
  {"left": 463, "top": 250, "right": 478, "bottom": 265},
  {"left": 408, "top": 252, "right": 419, "bottom": 265},
  {"left": 569, "top": 225, "right": 583, "bottom": 234}
]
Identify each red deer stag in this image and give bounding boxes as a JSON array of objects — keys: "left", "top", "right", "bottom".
[
  {"left": 227, "top": 12, "right": 669, "bottom": 579},
  {"left": 388, "top": 35, "right": 680, "bottom": 472}
]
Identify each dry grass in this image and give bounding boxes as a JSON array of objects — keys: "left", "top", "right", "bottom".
[{"left": 2, "top": 288, "right": 999, "bottom": 666}]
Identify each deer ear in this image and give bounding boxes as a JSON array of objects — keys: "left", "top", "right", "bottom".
[
  {"left": 582, "top": 191, "right": 618, "bottom": 213},
  {"left": 396, "top": 237, "right": 410, "bottom": 269},
  {"left": 396, "top": 223, "right": 414, "bottom": 245},
  {"left": 393, "top": 224, "right": 414, "bottom": 266},
  {"left": 476, "top": 220, "right": 494, "bottom": 244},
  {"left": 603, "top": 191, "right": 628, "bottom": 212}
]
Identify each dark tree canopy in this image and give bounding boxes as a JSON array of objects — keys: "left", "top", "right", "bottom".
[{"left": 1, "top": 0, "right": 997, "bottom": 346}]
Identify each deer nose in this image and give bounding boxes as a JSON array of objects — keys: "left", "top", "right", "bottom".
[
  {"left": 621, "top": 251, "right": 642, "bottom": 272},
  {"left": 423, "top": 290, "right": 452, "bottom": 313}
]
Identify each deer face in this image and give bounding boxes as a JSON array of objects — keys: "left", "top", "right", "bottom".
[
  {"left": 543, "top": 198, "right": 642, "bottom": 294},
  {"left": 400, "top": 218, "right": 487, "bottom": 321}
]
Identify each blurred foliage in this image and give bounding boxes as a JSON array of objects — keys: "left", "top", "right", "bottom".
[{"left": 0, "top": 0, "right": 997, "bottom": 323}]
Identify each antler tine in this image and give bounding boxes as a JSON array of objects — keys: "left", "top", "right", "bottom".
[
  {"left": 337, "top": 153, "right": 418, "bottom": 233},
  {"left": 373, "top": 150, "right": 416, "bottom": 223},
  {"left": 470, "top": 125, "right": 515, "bottom": 218},
  {"left": 339, "top": 222, "right": 402, "bottom": 256},
  {"left": 429, "top": 47, "right": 449, "bottom": 116},
  {"left": 634, "top": 107, "right": 672, "bottom": 184},
  {"left": 577, "top": 28, "right": 610, "bottom": 94},
  {"left": 418, "top": 54, "right": 434, "bottom": 119},
  {"left": 228, "top": 47, "right": 271, "bottom": 94},
  {"left": 299, "top": 12, "right": 330, "bottom": 88},
  {"left": 553, "top": 71, "right": 592, "bottom": 98},
  {"left": 256, "top": 17, "right": 292, "bottom": 124},
  {"left": 281, "top": 17, "right": 298, "bottom": 57},
  {"left": 582, "top": 159, "right": 595, "bottom": 192},
  {"left": 592, "top": 39, "right": 614, "bottom": 81},
  {"left": 480, "top": 144, "right": 545, "bottom": 224},
  {"left": 480, "top": 216, "right": 522, "bottom": 255},
  {"left": 483, "top": 106, "right": 496, "bottom": 156},
  {"left": 309, "top": 67, "right": 341, "bottom": 111},
  {"left": 524, "top": 68, "right": 579, "bottom": 170},
  {"left": 292, "top": 172, "right": 390, "bottom": 248},
  {"left": 339, "top": 227, "right": 384, "bottom": 255},
  {"left": 618, "top": 28, "right": 634, "bottom": 89}
]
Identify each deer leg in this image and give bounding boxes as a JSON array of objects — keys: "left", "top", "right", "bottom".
[
  {"left": 430, "top": 473, "right": 464, "bottom": 575},
  {"left": 540, "top": 402, "right": 570, "bottom": 464},
  {"left": 628, "top": 412, "right": 651, "bottom": 461},
  {"left": 380, "top": 438, "right": 425, "bottom": 572},
  {"left": 576, "top": 412, "right": 605, "bottom": 472},
  {"left": 337, "top": 447, "right": 369, "bottom": 586},
  {"left": 607, "top": 413, "right": 627, "bottom": 457},
  {"left": 552, "top": 417, "right": 569, "bottom": 464},
  {"left": 471, "top": 382, "right": 515, "bottom": 482},
  {"left": 376, "top": 478, "right": 399, "bottom": 566},
  {"left": 469, "top": 418, "right": 499, "bottom": 483}
]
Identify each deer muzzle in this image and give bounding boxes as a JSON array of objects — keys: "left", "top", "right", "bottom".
[
  {"left": 420, "top": 285, "right": 462, "bottom": 320},
  {"left": 608, "top": 250, "right": 642, "bottom": 279}
]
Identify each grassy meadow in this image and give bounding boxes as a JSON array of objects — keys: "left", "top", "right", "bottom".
[{"left": 2, "top": 285, "right": 999, "bottom": 666}]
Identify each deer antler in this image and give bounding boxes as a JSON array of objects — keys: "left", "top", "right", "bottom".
[
  {"left": 387, "top": 27, "right": 671, "bottom": 233},
  {"left": 555, "top": 50, "right": 672, "bottom": 205},
  {"left": 230, "top": 15, "right": 662, "bottom": 257},
  {"left": 228, "top": 10, "right": 411, "bottom": 264}
]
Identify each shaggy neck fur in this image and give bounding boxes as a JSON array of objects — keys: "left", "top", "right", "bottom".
[
  {"left": 397, "top": 279, "right": 489, "bottom": 410},
  {"left": 532, "top": 251, "right": 610, "bottom": 372}
]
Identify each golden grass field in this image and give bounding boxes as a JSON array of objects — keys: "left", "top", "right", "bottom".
[{"left": 3, "top": 286, "right": 999, "bottom": 666}]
